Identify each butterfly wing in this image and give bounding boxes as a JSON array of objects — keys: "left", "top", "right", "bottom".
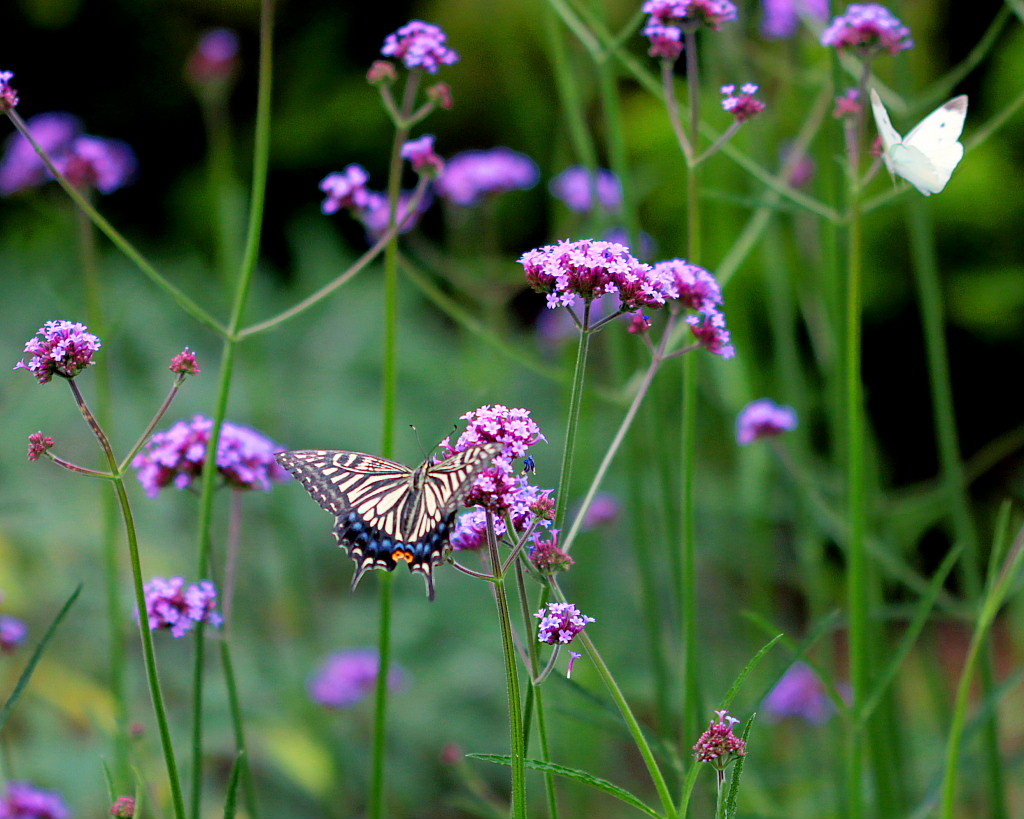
[
  {"left": 275, "top": 443, "right": 502, "bottom": 599},
  {"left": 869, "top": 88, "right": 903, "bottom": 176}
]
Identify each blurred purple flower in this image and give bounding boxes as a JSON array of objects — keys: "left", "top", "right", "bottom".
[
  {"left": 309, "top": 649, "right": 405, "bottom": 709},
  {"left": 582, "top": 493, "right": 621, "bottom": 529},
  {"left": 643, "top": 0, "right": 738, "bottom": 33},
  {"left": 436, "top": 147, "right": 539, "bottom": 206},
  {"left": 535, "top": 602, "right": 594, "bottom": 645},
  {"left": 550, "top": 166, "right": 622, "bottom": 214},
  {"left": 821, "top": 4, "right": 912, "bottom": 55},
  {"left": 132, "top": 415, "right": 290, "bottom": 496},
  {"left": 402, "top": 134, "right": 444, "bottom": 175},
  {"left": 381, "top": 21, "right": 459, "bottom": 74},
  {"left": 0, "top": 113, "right": 81, "bottom": 195},
  {"left": 764, "top": 662, "right": 834, "bottom": 722},
  {"left": 642, "top": 21, "right": 685, "bottom": 59},
  {"left": 14, "top": 320, "right": 101, "bottom": 383},
  {"left": 0, "top": 616, "right": 27, "bottom": 653},
  {"left": 450, "top": 508, "right": 492, "bottom": 551},
  {"left": 0, "top": 783, "right": 68, "bottom": 819},
  {"left": 736, "top": 398, "right": 797, "bottom": 444},
  {"left": 833, "top": 88, "right": 863, "bottom": 118},
  {"left": 58, "top": 135, "right": 136, "bottom": 193},
  {"left": 187, "top": 28, "right": 240, "bottom": 85},
  {"left": 359, "top": 189, "right": 430, "bottom": 240},
  {"left": 761, "top": 0, "right": 828, "bottom": 39},
  {"left": 720, "top": 83, "right": 766, "bottom": 122},
  {"left": 320, "top": 164, "right": 371, "bottom": 215},
  {"left": 143, "top": 577, "right": 222, "bottom": 638},
  {"left": 0, "top": 71, "right": 17, "bottom": 112}
]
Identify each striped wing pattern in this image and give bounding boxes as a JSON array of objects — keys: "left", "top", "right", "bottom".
[{"left": 275, "top": 443, "right": 502, "bottom": 599}]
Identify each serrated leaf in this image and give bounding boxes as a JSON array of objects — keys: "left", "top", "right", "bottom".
[{"left": 468, "top": 754, "right": 661, "bottom": 818}]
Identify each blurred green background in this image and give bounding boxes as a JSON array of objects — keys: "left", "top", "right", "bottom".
[{"left": 2, "top": 0, "right": 1024, "bottom": 817}]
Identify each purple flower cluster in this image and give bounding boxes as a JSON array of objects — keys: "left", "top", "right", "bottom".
[
  {"left": 0, "top": 783, "right": 68, "bottom": 819},
  {"left": 143, "top": 576, "right": 222, "bottom": 638},
  {"left": 720, "top": 83, "right": 766, "bottom": 122},
  {"left": 402, "top": 134, "right": 444, "bottom": 175},
  {"left": 761, "top": 0, "right": 828, "bottom": 39},
  {"left": 14, "top": 320, "right": 101, "bottom": 383},
  {"left": 109, "top": 796, "right": 136, "bottom": 818},
  {"left": 833, "top": 88, "right": 863, "bottom": 118},
  {"left": 309, "top": 649, "right": 405, "bottom": 709},
  {"left": 820, "top": 4, "right": 913, "bottom": 55},
  {"left": 436, "top": 147, "right": 539, "bottom": 206},
  {"left": 187, "top": 29, "right": 240, "bottom": 85},
  {"left": 27, "top": 432, "right": 55, "bottom": 462},
  {"left": 0, "top": 111, "right": 135, "bottom": 195},
  {"left": 550, "top": 167, "right": 622, "bottom": 214},
  {"left": 535, "top": 602, "right": 595, "bottom": 645},
  {"left": 519, "top": 239, "right": 665, "bottom": 311},
  {"left": 360, "top": 190, "right": 429, "bottom": 239},
  {"left": 320, "top": 164, "right": 371, "bottom": 215},
  {"left": 693, "top": 710, "right": 747, "bottom": 768},
  {"left": 320, "top": 164, "right": 428, "bottom": 240},
  {"left": 0, "top": 616, "right": 28, "bottom": 653},
  {"left": 736, "top": 398, "right": 797, "bottom": 444},
  {"left": 443, "top": 405, "right": 546, "bottom": 514},
  {"left": 169, "top": 347, "right": 201, "bottom": 375},
  {"left": 642, "top": 0, "right": 738, "bottom": 57},
  {"left": 381, "top": 21, "right": 459, "bottom": 74},
  {"left": 0, "top": 71, "right": 17, "bottom": 112},
  {"left": 686, "top": 311, "right": 735, "bottom": 358},
  {"left": 764, "top": 662, "right": 835, "bottom": 723},
  {"left": 132, "top": 415, "right": 290, "bottom": 496},
  {"left": 529, "top": 531, "right": 574, "bottom": 574},
  {"left": 649, "top": 259, "right": 723, "bottom": 313}
]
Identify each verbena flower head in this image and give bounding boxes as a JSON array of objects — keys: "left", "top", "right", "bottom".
[
  {"left": 15, "top": 320, "right": 101, "bottom": 383},
  {"left": 821, "top": 4, "right": 912, "bottom": 55},
  {"left": 833, "top": 88, "right": 863, "bottom": 118},
  {"left": 650, "top": 259, "right": 723, "bottom": 313},
  {"left": 169, "top": 347, "right": 200, "bottom": 375},
  {"left": 643, "top": 0, "right": 739, "bottom": 32},
  {"left": 736, "top": 398, "right": 797, "bottom": 444},
  {"left": 0, "top": 72, "right": 17, "bottom": 112},
  {"left": 381, "top": 21, "right": 459, "bottom": 74},
  {"left": 0, "top": 112, "right": 81, "bottom": 195},
  {"left": 132, "top": 415, "right": 289, "bottom": 497},
  {"left": 721, "top": 83, "right": 766, "bottom": 122},
  {"left": 550, "top": 167, "right": 623, "bottom": 214},
  {"left": 443, "top": 405, "right": 547, "bottom": 514},
  {"left": 309, "top": 649, "right": 404, "bottom": 708},
  {"left": 0, "top": 782, "right": 69, "bottom": 819},
  {"left": 58, "top": 135, "right": 136, "bottom": 193},
  {"left": 359, "top": 189, "right": 429, "bottom": 240},
  {"left": 109, "top": 796, "right": 136, "bottom": 818},
  {"left": 27, "top": 432, "right": 55, "bottom": 462},
  {"left": 519, "top": 239, "right": 664, "bottom": 311},
  {"left": 535, "top": 602, "right": 595, "bottom": 645},
  {"left": 764, "top": 662, "right": 834, "bottom": 723},
  {"left": 450, "top": 508, "right": 493, "bottom": 551},
  {"left": 529, "top": 531, "right": 574, "bottom": 574},
  {"left": 686, "top": 310, "right": 735, "bottom": 358},
  {"left": 693, "top": 711, "right": 747, "bottom": 769},
  {"left": 436, "top": 147, "right": 539, "bottom": 206},
  {"left": 402, "top": 134, "right": 444, "bottom": 176},
  {"left": 143, "top": 577, "right": 222, "bottom": 637},
  {"left": 642, "top": 20, "right": 685, "bottom": 59},
  {"left": 320, "top": 164, "right": 371, "bottom": 215},
  {"left": 0, "top": 616, "right": 27, "bottom": 653},
  {"left": 761, "top": 0, "right": 829, "bottom": 39},
  {"left": 187, "top": 28, "right": 240, "bottom": 85}
]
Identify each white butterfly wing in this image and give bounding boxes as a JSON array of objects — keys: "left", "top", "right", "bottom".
[
  {"left": 869, "top": 88, "right": 903, "bottom": 165},
  {"left": 887, "top": 144, "right": 947, "bottom": 196}
]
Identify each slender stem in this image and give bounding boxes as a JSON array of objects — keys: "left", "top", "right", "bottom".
[
  {"left": 45, "top": 453, "right": 114, "bottom": 478},
  {"left": 487, "top": 513, "right": 527, "bottom": 819},
  {"left": 662, "top": 60, "right": 694, "bottom": 161},
  {"left": 119, "top": 376, "right": 187, "bottom": 473},
  {"left": 679, "top": 354, "right": 701, "bottom": 745},
  {"left": 549, "top": 579, "right": 675, "bottom": 817},
  {"left": 684, "top": 27, "right": 700, "bottom": 150},
  {"left": 67, "top": 380, "right": 187, "bottom": 819},
  {"left": 554, "top": 305, "right": 592, "bottom": 530}
]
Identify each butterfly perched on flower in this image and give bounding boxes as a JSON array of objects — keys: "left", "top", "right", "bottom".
[{"left": 275, "top": 443, "right": 503, "bottom": 599}]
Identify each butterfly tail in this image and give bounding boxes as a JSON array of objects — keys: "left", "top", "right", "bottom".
[{"left": 350, "top": 556, "right": 374, "bottom": 592}]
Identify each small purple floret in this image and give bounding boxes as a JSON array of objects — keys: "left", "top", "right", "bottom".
[
  {"left": 0, "top": 71, "right": 17, "bottom": 112},
  {"left": 132, "top": 415, "right": 289, "bottom": 496},
  {"left": 309, "top": 649, "right": 404, "bottom": 709},
  {"left": 686, "top": 310, "right": 735, "bottom": 358},
  {"left": 550, "top": 167, "right": 623, "bottom": 214},
  {"left": 143, "top": 577, "right": 222, "bottom": 638},
  {"left": 649, "top": 259, "right": 723, "bottom": 313},
  {"left": 14, "top": 320, "right": 101, "bottom": 383},
  {"left": 764, "top": 662, "right": 835, "bottom": 723},
  {"left": 188, "top": 29, "right": 240, "bottom": 84},
  {"left": 762, "top": 0, "right": 829, "bottom": 39},
  {"left": 402, "top": 134, "right": 444, "bottom": 175},
  {"left": 720, "top": 83, "right": 766, "bottom": 122},
  {"left": 535, "top": 602, "right": 595, "bottom": 645},
  {"left": 0, "top": 616, "right": 28, "bottom": 653},
  {"left": 0, "top": 112, "right": 82, "bottom": 195},
  {"left": 436, "top": 147, "right": 539, "bottom": 206},
  {"left": 320, "top": 164, "right": 371, "bottom": 215},
  {"left": 381, "top": 21, "right": 459, "bottom": 74},
  {"left": 820, "top": 4, "right": 913, "bottom": 55},
  {"left": 736, "top": 398, "right": 797, "bottom": 444}
]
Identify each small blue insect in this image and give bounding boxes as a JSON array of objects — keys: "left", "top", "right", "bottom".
[{"left": 523, "top": 455, "right": 536, "bottom": 474}]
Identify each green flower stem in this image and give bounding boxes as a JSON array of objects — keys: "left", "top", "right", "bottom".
[
  {"left": 554, "top": 306, "right": 592, "bottom": 531},
  {"left": 118, "top": 375, "right": 188, "bottom": 473},
  {"left": 679, "top": 354, "right": 701, "bottom": 746},
  {"left": 3, "top": 110, "right": 225, "bottom": 336},
  {"left": 661, "top": 60, "right": 694, "bottom": 162},
  {"left": 487, "top": 514, "right": 527, "bottom": 819},
  {"left": 191, "top": 3, "right": 276, "bottom": 814},
  {"left": 369, "top": 67, "right": 420, "bottom": 819},
  {"left": 542, "top": 2, "right": 599, "bottom": 169},
  {"left": 67, "top": 379, "right": 186, "bottom": 819},
  {"left": 198, "top": 89, "right": 243, "bottom": 286},
  {"left": 549, "top": 578, "right": 675, "bottom": 818}
]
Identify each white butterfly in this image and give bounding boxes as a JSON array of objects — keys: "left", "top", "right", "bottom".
[{"left": 869, "top": 88, "right": 968, "bottom": 196}]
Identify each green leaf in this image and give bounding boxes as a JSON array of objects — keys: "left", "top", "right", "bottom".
[
  {"left": 721, "top": 635, "right": 783, "bottom": 711},
  {"left": 725, "top": 713, "right": 757, "bottom": 819},
  {"left": 223, "top": 752, "right": 244, "bottom": 819},
  {"left": 0, "top": 583, "right": 83, "bottom": 734},
  {"left": 467, "top": 754, "right": 661, "bottom": 818}
]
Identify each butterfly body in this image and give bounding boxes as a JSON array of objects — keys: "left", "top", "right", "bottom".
[
  {"left": 275, "top": 443, "right": 502, "bottom": 599},
  {"left": 870, "top": 89, "right": 967, "bottom": 196}
]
